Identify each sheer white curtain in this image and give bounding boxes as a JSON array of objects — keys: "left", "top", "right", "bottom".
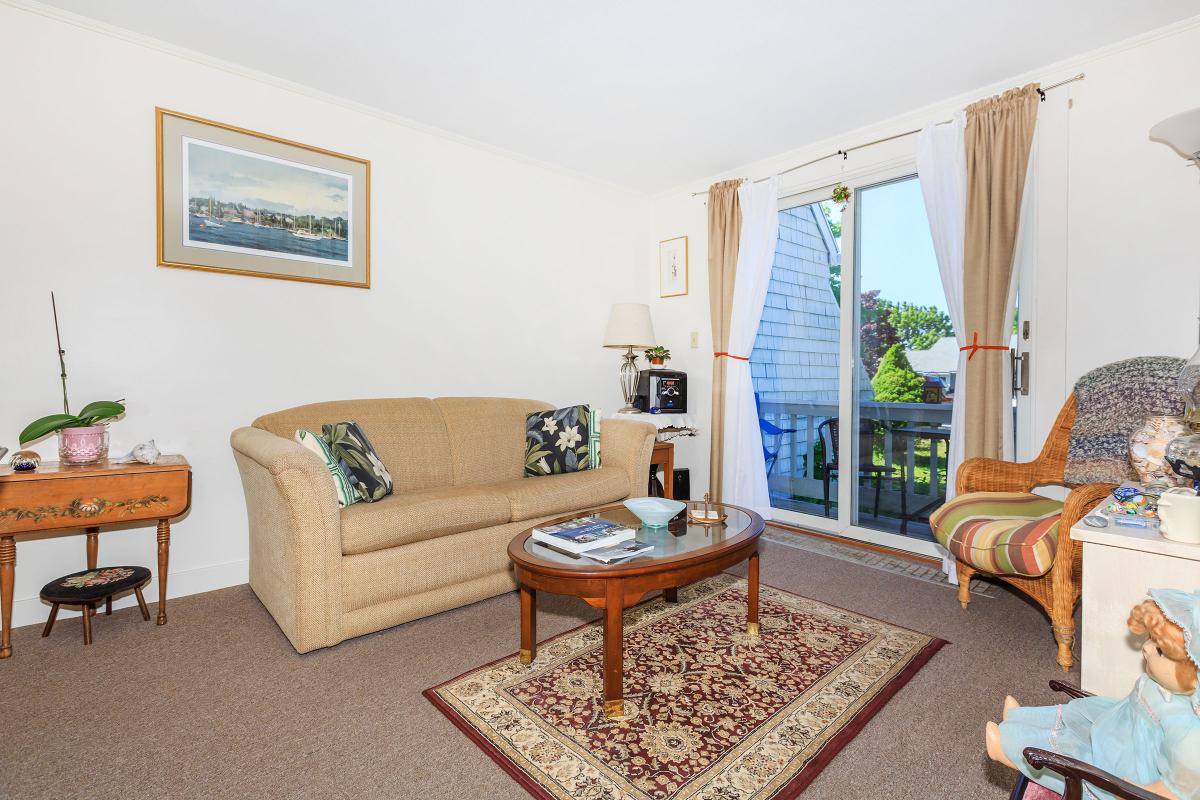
[
  {"left": 721, "top": 176, "right": 780, "bottom": 517},
  {"left": 917, "top": 112, "right": 967, "bottom": 577}
]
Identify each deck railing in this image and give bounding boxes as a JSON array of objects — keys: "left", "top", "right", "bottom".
[{"left": 758, "top": 400, "right": 952, "bottom": 517}]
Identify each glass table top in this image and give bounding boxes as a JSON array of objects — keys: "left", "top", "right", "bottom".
[{"left": 521, "top": 504, "right": 755, "bottom": 568}]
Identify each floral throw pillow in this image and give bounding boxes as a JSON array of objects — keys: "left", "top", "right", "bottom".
[
  {"left": 294, "top": 429, "right": 359, "bottom": 509},
  {"left": 525, "top": 405, "right": 600, "bottom": 477},
  {"left": 321, "top": 421, "right": 394, "bottom": 502}
]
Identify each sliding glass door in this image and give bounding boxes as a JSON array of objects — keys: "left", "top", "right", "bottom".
[{"left": 750, "top": 169, "right": 955, "bottom": 556}]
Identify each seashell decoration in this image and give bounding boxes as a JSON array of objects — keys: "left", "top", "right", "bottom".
[
  {"left": 109, "top": 440, "right": 161, "bottom": 465},
  {"left": 10, "top": 450, "right": 41, "bottom": 472},
  {"left": 1129, "top": 416, "right": 1189, "bottom": 485}
]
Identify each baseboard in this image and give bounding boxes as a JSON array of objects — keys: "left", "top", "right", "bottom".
[
  {"left": 9, "top": 558, "right": 249, "bottom": 629},
  {"left": 766, "top": 521, "right": 941, "bottom": 567}
]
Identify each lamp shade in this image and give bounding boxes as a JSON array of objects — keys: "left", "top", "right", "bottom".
[
  {"left": 1150, "top": 108, "right": 1200, "bottom": 160},
  {"left": 603, "top": 303, "right": 656, "bottom": 349}
]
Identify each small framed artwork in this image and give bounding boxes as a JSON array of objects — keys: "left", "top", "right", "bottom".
[
  {"left": 156, "top": 108, "right": 370, "bottom": 288},
  {"left": 659, "top": 236, "right": 688, "bottom": 298}
]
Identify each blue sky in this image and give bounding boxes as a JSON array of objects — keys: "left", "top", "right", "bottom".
[{"left": 850, "top": 176, "right": 949, "bottom": 315}]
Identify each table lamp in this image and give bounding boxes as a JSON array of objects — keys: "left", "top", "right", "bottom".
[{"left": 603, "top": 303, "right": 656, "bottom": 414}]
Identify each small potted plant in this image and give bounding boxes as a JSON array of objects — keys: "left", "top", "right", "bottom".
[
  {"left": 831, "top": 183, "right": 851, "bottom": 211},
  {"left": 18, "top": 294, "right": 126, "bottom": 464},
  {"left": 643, "top": 346, "right": 671, "bottom": 367}
]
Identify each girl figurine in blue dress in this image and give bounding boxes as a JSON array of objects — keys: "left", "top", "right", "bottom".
[{"left": 985, "top": 588, "right": 1200, "bottom": 799}]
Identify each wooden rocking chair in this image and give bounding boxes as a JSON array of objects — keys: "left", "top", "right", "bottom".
[{"left": 944, "top": 395, "right": 1116, "bottom": 671}]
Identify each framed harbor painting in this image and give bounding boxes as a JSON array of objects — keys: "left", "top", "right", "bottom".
[
  {"left": 156, "top": 108, "right": 370, "bottom": 288},
  {"left": 658, "top": 235, "right": 688, "bottom": 297}
]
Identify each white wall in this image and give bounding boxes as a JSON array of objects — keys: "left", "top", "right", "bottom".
[
  {"left": 646, "top": 17, "right": 1200, "bottom": 499},
  {"left": 0, "top": 5, "right": 648, "bottom": 627}
]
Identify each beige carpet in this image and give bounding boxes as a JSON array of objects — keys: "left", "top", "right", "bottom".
[{"left": 0, "top": 535, "right": 1078, "bottom": 799}]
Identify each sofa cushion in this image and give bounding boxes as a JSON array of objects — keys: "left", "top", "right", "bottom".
[
  {"left": 339, "top": 485, "right": 511, "bottom": 555},
  {"left": 524, "top": 405, "right": 599, "bottom": 477},
  {"left": 253, "top": 398, "right": 453, "bottom": 492},
  {"left": 435, "top": 397, "right": 553, "bottom": 486},
  {"left": 495, "top": 466, "right": 630, "bottom": 523},
  {"left": 930, "top": 491, "right": 1064, "bottom": 577}
]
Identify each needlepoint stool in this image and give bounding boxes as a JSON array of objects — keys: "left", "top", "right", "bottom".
[{"left": 39, "top": 566, "right": 152, "bottom": 645}]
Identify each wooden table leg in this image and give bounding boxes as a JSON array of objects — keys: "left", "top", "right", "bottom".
[
  {"left": 82, "top": 603, "right": 93, "bottom": 645},
  {"left": 86, "top": 527, "right": 99, "bottom": 570},
  {"left": 663, "top": 588, "right": 678, "bottom": 603},
  {"left": 603, "top": 578, "right": 625, "bottom": 718},
  {"left": 0, "top": 536, "right": 14, "bottom": 659},
  {"left": 519, "top": 585, "right": 536, "bottom": 665},
  {"left": 747, "top": 550, "right": 760, "bottom": 637},
  {"left": 156, "top": 519, "right": 170, "bottom": 625}
]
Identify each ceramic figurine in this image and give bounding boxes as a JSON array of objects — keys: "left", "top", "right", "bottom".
[
  {"left": 109, "top": 440, "right": 160, "bottom": 465},
  {"left": 10, "top": 450, "right": 41, "bottom": 472},
  {"left": 985, "top": 589, "right": 1200, "bottom": 799}
]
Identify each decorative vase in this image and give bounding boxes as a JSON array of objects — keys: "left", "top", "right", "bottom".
[
  {"left": 58, "top": 425, "right": 109, "bottom": 465},
  {"left": 1129, "top": 416, "right": 1188, "bottom": 485}
]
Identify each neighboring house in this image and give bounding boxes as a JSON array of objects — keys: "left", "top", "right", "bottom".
[
  {"left": 748, "top": 204, "right": 872, "bottom": 482},
  {"left": 905, "top": 336, "right": 960, "bottom": 394}
]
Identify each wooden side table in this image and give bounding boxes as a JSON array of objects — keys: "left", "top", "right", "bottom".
[
  {"left": 648, "top": 441, "right": 674, "bottom": 499},
  {"left": 0, "top": 456, "right": 191, "bottom": 658}
]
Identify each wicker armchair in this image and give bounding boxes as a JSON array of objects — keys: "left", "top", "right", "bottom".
[{"left": 952, "top": 394, "right": 1116, "bottom": 671}]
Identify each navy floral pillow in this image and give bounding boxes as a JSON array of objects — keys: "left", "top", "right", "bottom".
[
  {"left": 525, "top": 405, "right": 600, "bottom": 477},
  {"left": 321, "top": 421, "right": 394, "bottom": 502}
]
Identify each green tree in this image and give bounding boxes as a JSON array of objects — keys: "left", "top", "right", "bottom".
[
  {"left": 880, "top": 301, "right": 954, "bottom": 351},
  {"left": 871, "top": 344, "right": 926, "bottom": 402},
  {"left": 860, "top": 290, "right": 900, "bottom": 377}
]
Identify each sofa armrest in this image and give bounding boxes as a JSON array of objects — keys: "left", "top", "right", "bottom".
[
  {"left": 601, "top": 417, "right": 658, "bottom": 499},
  {"left": 230, "top": 426, "right": 344, "bottom": 653}
]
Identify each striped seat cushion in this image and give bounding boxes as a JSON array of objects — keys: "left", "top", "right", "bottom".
[{"left": 930, "top": 492, "right": 1065, "bottom": 577}]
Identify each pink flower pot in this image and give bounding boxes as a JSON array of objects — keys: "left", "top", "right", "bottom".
[{"left": 58, "top": 425, "right": 109, "bottom": 464}]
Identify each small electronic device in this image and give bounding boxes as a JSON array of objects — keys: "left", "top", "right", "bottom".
[{"left": 634, "top": 369, "right": 687, "bottom": 413}]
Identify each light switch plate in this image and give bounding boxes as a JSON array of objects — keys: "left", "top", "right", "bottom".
[{"left": 690, "top": 332, "right": 699, "bottom": 348}]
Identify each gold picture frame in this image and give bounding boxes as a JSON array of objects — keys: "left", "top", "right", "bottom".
[
  {"left": 659, "top": 235, "right": 688, "bottom": 298},
  {"left": 156, "top": 108, "right": 370, "bottom": 288}
]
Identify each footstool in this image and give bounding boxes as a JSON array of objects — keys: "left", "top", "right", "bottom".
[{"left": 40, "top": 566, "right": 152, "bottom": 645}]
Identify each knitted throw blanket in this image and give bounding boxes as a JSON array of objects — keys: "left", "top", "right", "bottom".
[{"left": 1064, "top": 356, "right": 1185, "bottom": 485}]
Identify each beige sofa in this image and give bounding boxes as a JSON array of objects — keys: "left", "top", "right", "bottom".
[{"left": 230, "top": 397, "right": 656, "bottom": 653}]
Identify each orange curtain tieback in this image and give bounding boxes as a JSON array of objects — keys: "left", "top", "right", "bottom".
[
  {"left": 714, "top": 351, "right": 750, "bottom": 361},
  {"left": 959, "top": 331, "right": 1009, "bottom": 361}
]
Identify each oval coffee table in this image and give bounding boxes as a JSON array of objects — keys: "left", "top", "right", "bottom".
[{"left": 508, "top": 501, "right": 765, "bottom": 717}]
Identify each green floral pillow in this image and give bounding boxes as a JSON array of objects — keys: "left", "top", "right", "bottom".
[
  {"left": 525, "top": 405, "right": 600, "bottom": 477},
  {"left": 294, "top": 429, "right": 359, "bottom": 508},
  {"left": 321, "top": 421, "right": 394, "bottom": 502}
]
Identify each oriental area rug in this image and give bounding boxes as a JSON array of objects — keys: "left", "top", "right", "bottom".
[{"left": 425, "top": 574, "right": 946, "bottom": 800}]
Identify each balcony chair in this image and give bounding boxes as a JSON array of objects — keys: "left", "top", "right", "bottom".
[
  {"left": 755, "top": 392, "right": 799, "bottom": 477},
  {"left": 930, "top": 395, "right": 1115, "bottom": 671},
  {"left": 816, "top": 417, "right": 905, "bottom": 521},
  {"left": 1009, "top": 681, "right": 1160, "bottom": 800}
]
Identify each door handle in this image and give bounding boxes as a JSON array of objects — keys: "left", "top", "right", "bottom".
[{"left": 1011, "top": 349, "right": 1031, "bottom": 397}]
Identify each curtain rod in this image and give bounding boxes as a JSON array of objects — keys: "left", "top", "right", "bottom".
[{"left": 690, "top": 73, "right": 1085, "bottom": 197}]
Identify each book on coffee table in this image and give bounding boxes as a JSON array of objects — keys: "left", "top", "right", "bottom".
[
  {"left": 531, "top": 517, "right": 635, "bottom": 554},
  {"left": 583, "top": 540, "right": 654, "bottom": 564}
]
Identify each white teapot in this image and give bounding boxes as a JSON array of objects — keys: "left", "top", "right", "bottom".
[{"left": 1156, "top": 487, "right": 1200, "bottom": 544}]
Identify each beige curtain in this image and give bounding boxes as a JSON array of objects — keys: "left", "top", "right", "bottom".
[
  {"left": 707, "top": 179, "right": 744, "bottom": 500},
  {"left": 961, "top": 84, "right": 1039, "bottom": 460}
]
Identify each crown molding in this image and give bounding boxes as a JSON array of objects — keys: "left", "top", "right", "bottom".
[
  {"left": 1, "top": 0, "right": 647, "bottom": 199},
  {"left": 658, "top": 12, "right": 1200, "bottom": 201}
]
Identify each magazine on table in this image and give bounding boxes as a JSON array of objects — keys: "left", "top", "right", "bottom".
[
  {"left": 583, "top": 540, "right": 654, "bottom": 564},
  {"left": 531, "top": 516, "right": 635, "bottom": 553}
]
